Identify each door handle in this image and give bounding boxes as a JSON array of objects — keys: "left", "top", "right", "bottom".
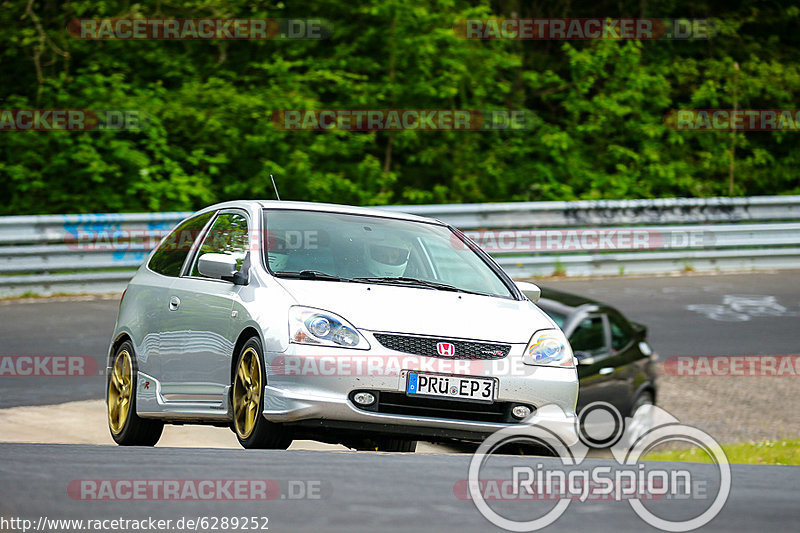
[
  {"left": 599, "top": 367, "right": 614, "bottom": 375},
  {"left": 169, "top": 296, "right": 181, "bottom": 311}
]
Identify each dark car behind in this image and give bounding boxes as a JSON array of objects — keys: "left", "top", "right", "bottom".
[{"left": 531, "top": 287, "right": 658, "bottom": 417}]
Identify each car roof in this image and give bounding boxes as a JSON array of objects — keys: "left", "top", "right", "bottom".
[
  {"left": 532, "top": 286, "right": 605, "bottom": 318},
  {"left": 198, "top": 200, "right": 442, "bottom": 225},
  {"left": 539, "top": 287, "right": 601, "bottom": 308}
]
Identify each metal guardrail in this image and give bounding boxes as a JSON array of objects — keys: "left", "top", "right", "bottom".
[
  {"left": 1, "top": 196, "right": 798, "bottom": 296},
  {"left": 387, "top": 195, "right": 800, "bottom": 228}
]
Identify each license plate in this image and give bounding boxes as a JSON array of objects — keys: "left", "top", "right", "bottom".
[{"left": 406, "top": 371, "right": 496, "bottom": 403}]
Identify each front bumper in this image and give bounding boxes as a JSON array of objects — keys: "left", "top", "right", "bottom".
[{"left": 262, "top": 337, "right": 579, "bottom": 439}]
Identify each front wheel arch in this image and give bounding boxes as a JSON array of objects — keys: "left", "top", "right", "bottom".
[
  {"left": 230, "top": 335, "right": 291, "bottom": 449},
  {"left": 628, "top": 384, "right": 656, "bottom": 416},
  {"left": 230, "top": 326, "right": 263, "bottom": 388}
]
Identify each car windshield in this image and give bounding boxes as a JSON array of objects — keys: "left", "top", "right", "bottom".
[{"left": 262, "top": 209, "right": 514, "bottom": 298}]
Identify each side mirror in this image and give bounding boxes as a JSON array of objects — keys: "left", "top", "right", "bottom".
[
  {"left": 515, "top": 281, "right": 541, "bottom": 303},
  {"left": 198, "top": 253, "right": 239, "bottom": 282}
]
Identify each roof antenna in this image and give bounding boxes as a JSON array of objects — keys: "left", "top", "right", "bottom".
[{"left": 270, "top": 174, "right": 281, "bottom": 201}]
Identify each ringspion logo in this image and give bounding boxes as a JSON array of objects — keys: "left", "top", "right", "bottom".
[{"left": 466, "top": 403, "right": 730, "bottom": 531}]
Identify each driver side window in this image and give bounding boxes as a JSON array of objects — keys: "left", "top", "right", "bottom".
[
  {"left": 570, "top": 316, "right": 607, "bottom": 355},
  {"left": 189, "top": 212, "right": 249, "bottom": 278}
]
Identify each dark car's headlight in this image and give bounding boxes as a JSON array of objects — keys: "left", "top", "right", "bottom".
[
  {"left": 523, "top": 329, "right": 575, "bottom": 368},
  {"left": 289, "top": 306, "right": 370, "bottom": 349}
]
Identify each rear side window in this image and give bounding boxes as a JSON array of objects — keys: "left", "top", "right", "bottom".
[{"left": 148, "top": 212, "right": 214, "bottom": 277}]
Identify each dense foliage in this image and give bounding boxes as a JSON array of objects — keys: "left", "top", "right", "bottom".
[{"left": 1, "top": 0, "right": 799, "bottom": 215}]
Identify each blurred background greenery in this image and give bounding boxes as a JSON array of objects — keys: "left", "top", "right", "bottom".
[{"left": 1, "top": 0, "right": 799, "bottom": 215}]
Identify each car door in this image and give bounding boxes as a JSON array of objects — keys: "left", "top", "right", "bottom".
[
  {"left": 158, "top": 210, "right": 249, "bottom": 405},
  {"left": 137, "top": 211, "right": 215, "bottom": 382},
  {"left": 606, "top": 309, "right": 643, "bottom": 413},
  {"left": 571, "top": 312, "right": 630, "bottom": 413}
]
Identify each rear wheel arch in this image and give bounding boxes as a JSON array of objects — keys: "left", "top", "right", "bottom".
[
  {"left": 107, "top": 338, "right": 164, "bottom": 446},
  {"left": 641, "top": 386, "right": 656, "bottom": 405},
  {"left": 110, "top": 333, "right": 133, "bottom": 366}
]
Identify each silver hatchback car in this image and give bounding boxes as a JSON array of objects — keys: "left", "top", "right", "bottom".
[{"left": 107, "top": 201, "right": 578, "bottom": 451}]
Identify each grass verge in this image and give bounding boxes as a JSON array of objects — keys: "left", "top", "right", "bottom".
[{"left": 644, "top": 439, "right": 800, "bottom": 465}]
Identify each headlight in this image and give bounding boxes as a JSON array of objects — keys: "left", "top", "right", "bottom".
[
  {"left": 289, "top": 306, "right": 370, "bottom": 350},
  {"left": 523, "top": 329, "right": 575, "bottom": 368}
]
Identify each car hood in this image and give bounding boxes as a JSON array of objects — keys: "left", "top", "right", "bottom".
[{"left": 275, "top": 279, "right": 557, "bottom": 344}]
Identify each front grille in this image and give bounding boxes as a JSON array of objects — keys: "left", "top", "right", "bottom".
[
  {"left": 372, "top": 333, "right": 510, "bottom": 359},
  {"left": 369, "top": 392, "right": 528, "bottom": 424}
]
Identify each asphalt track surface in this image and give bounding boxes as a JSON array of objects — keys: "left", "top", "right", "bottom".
[
  {"left": 1, "top": 272, "right": 798, "bottom": 532},
  {"left": 0, "top": 444, "right": 797, "bottom": 533},
  {"left": 1, "top": 271, "right": 798, "bottom": 409}
]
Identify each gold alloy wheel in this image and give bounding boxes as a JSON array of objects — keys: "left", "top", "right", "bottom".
[
  {"left": 233, "top": 347, "right": 262, "bottom": 439},
  {"left": 108, "top": 349, "right": 133, "bottom": 434}
]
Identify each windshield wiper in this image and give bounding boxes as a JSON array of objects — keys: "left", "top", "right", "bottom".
[
  {"left": 273, "top": 270, "right": 350, "bottom": 282},
  {"left": 351, "top": 276, "right": 471, "bottom": 293}
]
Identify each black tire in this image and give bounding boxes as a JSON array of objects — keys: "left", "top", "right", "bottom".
[
  {"left": 493, "top": 440, "right": 557, "bottom": 457},
  {"left": 107, "top": 341, "right": 164, "bottom": 446},
  {"left": 357, "top": 438, "right": 417, "bottom": 452},
  {"left": 624, "top": 390, "right": 656, "bottom": 447},
  {"left": 629, "top": 390, "right": 655, "bottom": 417},
  {"left": 232, "top": 337, "right": 292, "bottom": 450},
  {"left": 379, "top": 439, "right": 417, "bottom": 452}
]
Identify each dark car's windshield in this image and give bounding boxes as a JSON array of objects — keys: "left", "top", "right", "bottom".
[
  {"left": 535, "top": 304, "right": 567, "bottom": 328},
  {"left": 262, "top": 209, "right": 513, "bottom": 298}
]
